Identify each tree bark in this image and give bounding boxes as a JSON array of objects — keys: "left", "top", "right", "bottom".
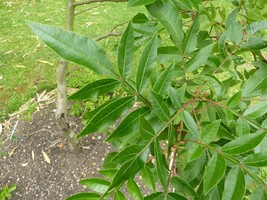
[{"left": 56, "top": 0, "right": 81, "bottom": 153}]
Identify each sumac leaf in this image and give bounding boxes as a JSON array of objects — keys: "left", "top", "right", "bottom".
[
  {"left": 222, "top": 131, "right": 266, "bottom": 154},
  {"left": 243, "top": 152, "right": 267, "bottom": 167},
  {"left": 79, "top": 178, "right": 110, "bottom": 194},
  {"left": 222, "top": 168, "right": 245, "bottom": 200}
]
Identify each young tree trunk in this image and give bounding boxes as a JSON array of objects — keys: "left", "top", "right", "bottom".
[{"left": 56, "top": 0, "right": 81, "bottom": 153}]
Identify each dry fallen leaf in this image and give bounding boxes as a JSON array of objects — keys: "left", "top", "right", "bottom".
[
  {"left": 32, "top": 150, "right": 35, "bottom": 161},
  {"left": 22, "top": 163, "right": 28, "bottom": 167},
  {"left": 42, "top": 150, "right": 51, "bottom": 164},
  {"left": 9, "top": 145, "right": 20, "bottom": 157}
]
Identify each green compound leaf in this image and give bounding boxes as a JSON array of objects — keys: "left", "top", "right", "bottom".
[
  {"left": 222, "top": 131, "right": 266, "bottom": 154},
  {"left": 222, "top": 168, "right": 245, "bottom": 200},
  {"left": 79, "top": 178, "right": 110, "bottom": 194},
  {"left": 136, "top": 34, "right": 158, "bottom": 94},
  {"left": 182, "top": 110, "right": 200, "bottom": 139},
  {"left": 150, "top": 91, "right": 171, "bottom": 122},
  {"left": 127, "top": 179, "right": 144, "bottom": 200},
  {"left": 78, "top": 96, "right": 135, "bottom": 138},
  {"left": 243, "top": 152, "right": 267, "bottom": 167},
  {"left": 68, "top": 79, "right": 120, "bottom": 100},
  {"left": 66, "top": 193, "right": 101, "bottom": 200},
  {"left": 106, "top": 107, "right": 150, "bottom": 142},
  {"left": 146, "top": 0, "right": 184, "bottom": 48},
  {"left": 203, "top": 154, "right": 226, "bottom": 195},
  {"left": 243, "top": 100, "right": 267, "bottom": 119},
  {"left": 28, "top": 21, "right": 115, "bottom": 76},
  {"left": 171, "top": 176, "right": 198, "bottom": 197},
  {"left": 118, "top": 22, "right": 134, "bottom": 79},
  {"left": 201, "top": 120, "right": 221, "bottom": 144},
  {"left": 140, "top": 165, "right": 156, "bottom": 193}
]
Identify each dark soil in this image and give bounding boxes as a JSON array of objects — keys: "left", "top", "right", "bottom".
[{"left": 0, "top": 102, "right": 114, "bottom": 200}]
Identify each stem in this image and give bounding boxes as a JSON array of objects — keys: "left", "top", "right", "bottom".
[
  {"left": 182, "top": 139, "right": 265, "bottom": 184},
  {"left": 73, "top": 0, "right": 127, "bottom": 7}
]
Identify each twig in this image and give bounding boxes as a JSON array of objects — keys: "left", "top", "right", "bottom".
[
  {"left": 75, "top": 4, "right": 106, "bottom": 16},
  {"left": 95, "top": 32, "right": 121, "bottom": 41},
  {"left": 74, "top": 0, "right": 127, "bottom": 7},
  {"left": 95, "top": 21, "right": 128, "bottom": 41},
  {"left": 10, "top": 119, "right": 19, "bottom": 140}
]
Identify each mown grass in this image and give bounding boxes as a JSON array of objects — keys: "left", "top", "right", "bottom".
[{"left": 0, "top": 0, "right": 143, "bottom": 121}]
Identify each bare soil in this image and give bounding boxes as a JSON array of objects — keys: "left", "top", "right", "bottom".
[{"left": 0, "top": 101, "right": 114, "bottom": 200}]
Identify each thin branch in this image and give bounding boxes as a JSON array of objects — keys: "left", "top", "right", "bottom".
[
  {"left": 95, "top": 32, "right": 121, "bottom": 41},
  {"left": 74, "top": 0, "right": 127, "bottom": 6},
  {"left": 95, "top": 21, "right": 128, "bottom": 41},
  {"left": 75, "top": 4, "right": 106, "bottom": 16}
]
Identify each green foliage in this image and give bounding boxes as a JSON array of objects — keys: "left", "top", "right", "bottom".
[
  {"left": 0, "top": 184, "right": 16, "bottom": 200},
  {"left": 29, "top": 0, "right": 267, "bottom": 199}
]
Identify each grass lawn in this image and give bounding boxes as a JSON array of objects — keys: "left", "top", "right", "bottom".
[{"left": 0, "top": 0, "right": 143, "bottom": 121}]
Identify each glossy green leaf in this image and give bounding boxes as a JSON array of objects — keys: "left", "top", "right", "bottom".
[
  {"left": 203, "top": 154, "right": 226, "bottom": 195},
  {"left": 242, "top": 37, "right": 267, "bottom": 50},
  {"left": 105, "top": 147, "right": 148, "bottom": 194},
  {"left": 146, "top": 0, "right": 184, "bottom": 48},
  {"left": 28, "top": 21, "right": 115, "bottom": 76},
  {"left": 222, "top": 168, "right": 245, "bottom": 200},
  {"left": 157, "top": 46, "right": 182, "bottom": 64},
  {"left": 186, "top": 43, "right": 214, "bottom": 72},
  {"left": 247, "top": 20, "right": 267, "bottom": 34},
  {"left": 182, "top": 110, "right": 200, "bottom": 138},
  {"left": 118, "top": 22, "right": 134, "bottom": 79},
  {"left": 227, "top": 91, "right": 242, "bottom": 108},
  {"left": 169, "top": 84, "right": 186, "bottom": 110},
  {"left": 79, "top": 178, "right": 110, "bottom": 194},
  {"left": 201, "top": 120, "right": 220, "bottom": 144},
  {"left": 99, "top": 168, "right": 117, "bottom": 179},
  {"left": 243, "top": 152, "right": 267, "bottom": 167},
  {"left": 187, "top": 143, "right": 203, "bottom": 162},
  {"left": 183, "top": 152, "right": 206, "bottom": 182},
  {"left": 127, "top": 179, "right": 144, "bottom": 200},
  {"left": 236, "top": 118, "right": 250, "bottom": 136},
  {"left": 140, "top": 165, "right": 156, "bottom": 193},
  {"left": 136, "top": 34, "right": 158, "bottom": 94},
  {"left": 144, "top": 192, "right": 164, "bottom": 200},
  {"left": 249, "top": 186, "right": 267, "bottom": 200},
  {"left": 243, "top": 100, "right": 267, "bottom": 119},
  {"left": 106, "top": 107, "right": 150, "bottom": 142},
  {"left": 128, "top": 0, "right": 155, "bottom": 7},
  {"left": 242, "top": 61, "right": 267, "bottom": 97},
  {"left": 66, "top": 193, "right": 100, "bottom": 200},
  {"left": 183, "top": 13, "right": 199, "bottom": 55},
  {"left": 154, "top": 140, "right": 169, "bottom": 192},
  {"left": 171, "top": 176, "right": 198, "bottom": 197},
  {"left": 150, "top": 91, "right": 170, "bottom": 122},
  {"left": 114, "top": 191, "right": 126, "bottom": 200},
  {"left": 167, "top": 193, "right": 187, "bottom": 200},
  {"left": 110, "top": 145, "right": 145, "bottom": 165},
  {"left": 77, "top": 96, "right": 135, "bottom": 138},
  {"left": 68, "top": 79, "right": 120, "bottom": 100},
  {"left": 205, "top": 75, "right": 225, "bottom": 101},
  {"left": 222, "top": 131, "right": 266, "bottom": 154},
  {"left": 153, "top": 63, "right": 174, "bottom": 96},
  {"left": 140, "top": 116, "right": 155, "bottom": 140}
]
